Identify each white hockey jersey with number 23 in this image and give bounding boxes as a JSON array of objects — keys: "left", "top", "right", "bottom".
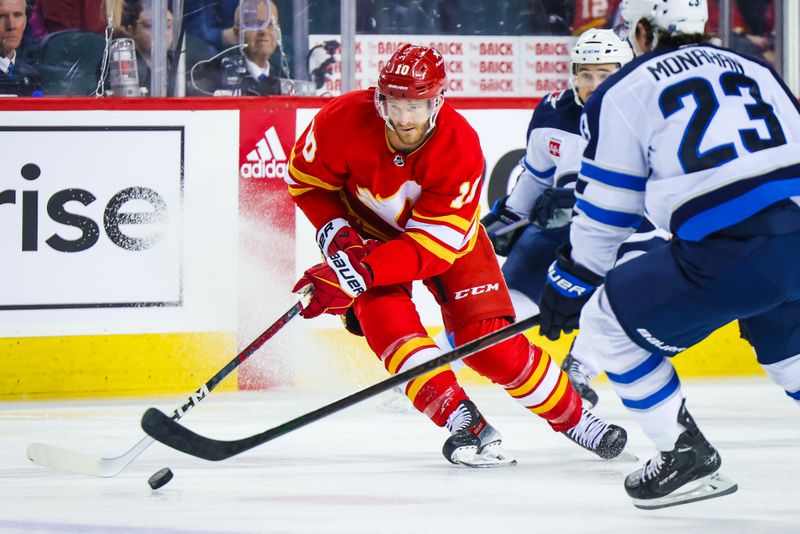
[{"left": 573, "top": 44, "right": 800, "bottom": 275}]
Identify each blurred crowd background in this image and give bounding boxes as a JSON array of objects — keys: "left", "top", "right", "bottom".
[{"left": 0, "top": 0, "right": 785, "bottom": 97}]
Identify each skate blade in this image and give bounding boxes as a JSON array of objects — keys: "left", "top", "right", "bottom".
[
  {"left": 452, "top": 445, "right": 517, "bottom": 468},
  {"left": 632, "top": 472, "right": 738, "bottom": 510},
  {"left": 609, "top": 451, "right": 639, "bottom": 463},
  {"left": 457, "top": 453, "right": 518, "bottom": 468}
]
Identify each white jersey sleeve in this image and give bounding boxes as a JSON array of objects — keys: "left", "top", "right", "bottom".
[
  {"left": 507, "top": 90, "right": 586, "bottom": 216},
  {"left": 572, "top": 44, "right": 800, "bottom": 275}
]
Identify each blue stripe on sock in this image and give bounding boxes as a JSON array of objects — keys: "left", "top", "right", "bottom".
[
  {"left": 786, "top": 389, "right": 800, "bottom": 400},
  {"left": 606, "top": 353, "right": 663, "bottom": 385},
  {"left": 620, "top": 370, "right": 681, "bottom": 410}
]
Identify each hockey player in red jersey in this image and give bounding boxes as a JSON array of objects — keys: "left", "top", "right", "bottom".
[{"left": 286, "top": 44, "right": 628, "bottom": 467}]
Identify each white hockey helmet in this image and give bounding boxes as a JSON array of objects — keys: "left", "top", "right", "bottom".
[
  {"left": 570, "top": 29, "right": 633, "bottom": 105},
  {"left": 620, "top": 0, "right": 656, "bottom": 28},
  {"left": 621, "top": 0, "right": 708, "bottom": 36},
  {"left": 652, "top": 0, "right": 708, "bottom": 35},
  {"left": 570, "top": 29, "right": 634, "bottom": 73}
]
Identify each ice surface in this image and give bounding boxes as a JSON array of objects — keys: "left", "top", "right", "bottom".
[{"left": 1, "top": 378, "right": 798, "bottom": 533}]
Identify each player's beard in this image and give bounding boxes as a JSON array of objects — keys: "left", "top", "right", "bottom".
[{"left": 391, "top": 122, "right": 427, "bottom": 151}]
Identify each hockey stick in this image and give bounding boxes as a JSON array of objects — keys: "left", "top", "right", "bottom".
[
  {"left": 141, "top": 314, "right": 541, "bottom": 461},
  {"left": 26, "top": 292, "right": 310, "bottom": 477},
  {"left": 487, "top": 217, "right": 530, "bottom": 239}
]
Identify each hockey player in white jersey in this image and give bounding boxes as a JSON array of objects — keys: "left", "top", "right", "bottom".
[
  {"left": 482, "top": 28, "right": 671, "bottom": 407},
  {"left": 539, "top": 0, "right": 800, "bottom": 509}
]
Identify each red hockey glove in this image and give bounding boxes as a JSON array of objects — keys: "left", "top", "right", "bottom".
[
  {"left": 293, "top": 249, "right": 374, "bottom": 319},
  {"left": 317, "top": 218, "right": 366, "bottom": 259}
]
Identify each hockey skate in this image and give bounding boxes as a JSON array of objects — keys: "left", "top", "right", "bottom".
[
  {"left": 561, "top": 353, "right": 599, "bottom": 408},
  {"left": 442, "top": 400, "right": 516, "bottom": 468},
  {"left": 563, "top": 408, "right": 628, "bottom": 460},
  {"left": 625, "top": 400, "right": 738, "bottom": 510}
]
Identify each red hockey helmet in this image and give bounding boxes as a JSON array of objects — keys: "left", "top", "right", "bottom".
[
  {"left": 377, "top": 44, "right": 447, "bottom": 99},
  {"left": 375, "top": 44, "right": 447, "bottom": 134}
]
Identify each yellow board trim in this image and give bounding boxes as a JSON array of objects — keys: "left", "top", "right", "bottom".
[
  {"left": 294, "top": 321, "right": 764, "bottom": 391},
  {"left": 0, "top": 332, "right": 236, "bottom": 400}
]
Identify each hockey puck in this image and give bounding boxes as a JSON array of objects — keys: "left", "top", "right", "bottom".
[{"left": 147, "top": 467, "right": 174, "bottom": 490}]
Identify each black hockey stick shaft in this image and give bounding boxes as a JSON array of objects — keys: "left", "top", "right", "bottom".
[
  {"left": 141, "top": 314, "right": 541, "bottom": 461},
  {"left": 165, "top": 296, "right": 306, "bottom": 422}
]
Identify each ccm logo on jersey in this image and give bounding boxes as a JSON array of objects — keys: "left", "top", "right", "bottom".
[
  {"left": 328, "top": 252, "right": 368, "bottom": 296},
  {"left": 454, "top": 283, "right": 500, "bottom": 300}
]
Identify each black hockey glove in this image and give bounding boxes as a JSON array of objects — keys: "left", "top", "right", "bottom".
[
  {"left": 531, "top": 187, "right": 576, "bottom": 229},
  {"left": 481, "top": 196, "right": 528, "bottom": 256},
  {"left": 539, "top": 244, "right": 603, "bottom": 341}
]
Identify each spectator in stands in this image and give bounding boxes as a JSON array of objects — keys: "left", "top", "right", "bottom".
[
  {"left": 188, "top": 0, "right": 282, "bottom": 96},
  {"left": 0, "top": 0, "right": 42, "bottom": 95},
  {"left": 437, "top": 0, "right": 567, "bottom": 35},
  {"left": 708, "top": 0, "right": 775, "bottom": 65},
  {"left": 183, "top": 0, "right": 237, "bottom": 54},
  {"left": 30, "top": 0, "right": 107, "bottom": 40},
  {"left": 118, "top": 0, "right": 173, "bottom": 91}
]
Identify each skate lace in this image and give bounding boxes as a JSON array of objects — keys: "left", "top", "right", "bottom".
[
  {"left": 641, "top": 454, "right": 665, "bottom": 482},
  {"left": 445, "top": 404, "right": 474, "bottom": 434},
  {"left": 566, "top": 409, "right": 608, "bottom": 449}
]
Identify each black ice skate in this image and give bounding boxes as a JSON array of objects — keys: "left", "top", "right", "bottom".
[
  {"left": 561, "top": 353, "right": 599, "bottom": 408},
  {"left": 442, "top": 400, "right": 516, "bottom": 468},
  {"left": 625, "top": 400, "right": 738, "bottom": 510},
  {"left": 563, "top": 408, "right": 627, "bottom": 460}
]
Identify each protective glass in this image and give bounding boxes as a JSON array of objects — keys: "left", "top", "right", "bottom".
[
  {"left": 376, "top": 93, "right": 442, "bottom": 128},
  {"left": 572, "top": 68, "right": 616, "bottom": 92}
]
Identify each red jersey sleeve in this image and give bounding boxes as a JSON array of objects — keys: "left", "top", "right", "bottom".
[{"left": 286, "top": 102, "right": 349, "bottom": 229}]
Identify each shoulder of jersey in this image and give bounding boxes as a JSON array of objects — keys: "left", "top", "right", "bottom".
[
  {"left": 318, "top": 89, "right": 377, "bottom": 121},
  {"left": 544, "top": 89, "right": 573, "bottom": 110},
  {"left": 586, "top": 46, "right": 680, "bottom": 106},
  {"left": 530, "top": 89, "right": 581, "bottom": 135},
  {"left": 436, "top": 102, "right": 480, "bottom": 144}
]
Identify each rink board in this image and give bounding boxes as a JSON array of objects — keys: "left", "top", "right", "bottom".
[
  {"left": 0, "top": 98, "right": 766, "bottom": 401},
  {"left": 0, "top": 332, "right": 237, "bottom": 400},
  {"left": 292, "top": 321, "right": 762, "bottom": 389},
  {"left": 0, "top": 102, "right": 240, "bottom": 400}
]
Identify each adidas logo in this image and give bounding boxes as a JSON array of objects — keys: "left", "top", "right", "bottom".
[{"left": 240, "top": 126, "right": 288, "bottom": 179}]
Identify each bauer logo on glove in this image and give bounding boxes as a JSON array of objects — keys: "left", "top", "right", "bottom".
[
  {"left": 547, "top": 261, "right": 592, "bottom": 297},
  {"left": 329, "top": 251, "right": 369, "bottom": 296}
]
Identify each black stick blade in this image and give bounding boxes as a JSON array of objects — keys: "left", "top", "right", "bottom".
[{"left": 142, "top": 408, "right": 245, "bottom": 461}]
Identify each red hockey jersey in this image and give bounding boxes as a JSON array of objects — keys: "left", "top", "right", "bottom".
[{"left": 287, "top": 89, "right": 485, "bottom": 287}]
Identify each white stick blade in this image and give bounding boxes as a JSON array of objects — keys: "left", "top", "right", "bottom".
[{"left": 26, "top": 442, "right": 107, "bottom": 477}]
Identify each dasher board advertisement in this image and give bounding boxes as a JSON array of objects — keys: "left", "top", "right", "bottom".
[
  {"left": 0, "top": 109, "right": 238, "bottom": 338},
  {"left": 309, "top": 34, "right": 576, "bottom": 97},
  {"left": 0, "top": 126, "right": 184, "bottom": 310}
]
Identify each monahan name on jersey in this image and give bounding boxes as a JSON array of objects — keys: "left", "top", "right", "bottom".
[{"left": 573, "top": 44, "right": 800, "bottom": 275}]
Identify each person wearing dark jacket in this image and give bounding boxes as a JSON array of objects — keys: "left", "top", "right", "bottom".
[
  {"left": 0, "top": 0, "right": 42, "bottom": 95},
  {"left": 188, "top": 1, "right": 281, "bottom": 96}
]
